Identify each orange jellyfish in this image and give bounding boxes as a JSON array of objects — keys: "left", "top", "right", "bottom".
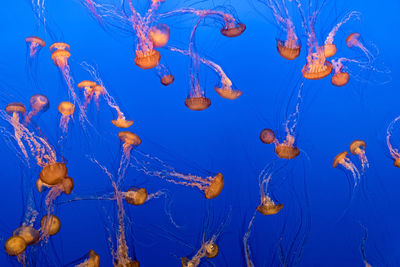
[
  {"left": 77, "top": 80, "right": 97, "bottom": 110},
  {"left": 260, "top": 127, "right": 300, "bottom": 159},
  {"left": 131, "top": 149, "right": 224, "bottom": 199},
  {"left": 331, "top": 59, "right": 350, "bottom": 87},
  {"left": 75, "top": 250, "right": 100, "bottom": 267},
  {"left": 181, "top": 234, "right": 220, "bottom": 266},
  {"left": 323, "top": 12, "right": 360, "bottom": 58},
  {"left": 4, "top": 103, "right": 28, "bottom": 159},
  {"left": 349, "top": 140, "right": 369, "bottom": 172},
  {"left": 25, "top": 36, "right": 46, "bottom": 89},
  {"left": 333, "top": 151, "right": 361, "bottom": 186},
  {"left": 24, "top": 94, "right": 49, "bottom": 124},
  {"left": 148, "top": 23, "right": 170, "bottom": 48},
  {"left": 220, "top": 22, "right": 246, "bottom": 37},
  {"left": 259, "top": 128, "right": 275, "bottom": 144},
  {"left": 266, "top": 0, "right": 300, "bottom": 60},
  {"left": 124, "top": 188, "right": 148, "bottom": 206},
  {"left": 4, "top": 236, "right": 26, "bottom": 256},
  {"left": 58, "top": 101, "right": 75, "bottom": 132},
  {"left": 40, "top": 214, "right": 61, "bottom": 236},
  {"left": 25, "top": 36, "right": 45, "bottom": 58},
  {"left": 257, "top": 173, "right": 283, "bottom": 216},
  {"left": 13, "top": 225, "right": 40, "bottom": 246},
  {"left": 155, "top": 63, "right": 174, "bottom": 86},
  {"left": 346, "top": 33, "right": 373, "bottom": 61},
  {"left": 80, "top": 63, "right": 134, "bottom": 128},
  {"left": 386, "top": 115, "right": 400, "bottom": 167}
]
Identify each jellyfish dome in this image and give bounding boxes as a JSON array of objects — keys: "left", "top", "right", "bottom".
[
  {"left": 214, "top": 86, "right": 242, "bottom": 100},
  {"left": 5, "top": 102, "right": 26, "bottom": 114},
  {"left": 257, "top": 203, "right": 284, "bottom": 215},
  {"left": 148, "top": 23, "right": 170, "bottom": 48},
  {"left": 41, "top": 215, "right": 61, "bottom": 236},
  {"left": 260, "top": 129, "right": 275, "bottom": 144},
  {"left": 25, "top": 36, "right": 46, "bottom": 47},
  {"left": 51, "top": 50, "right": 71, "bottom": 67},
  {"left": 274, "top": 144, "right": 300, "bottom": 159},
  {"left": 39, "top": 162, "right": 68, "bottom": 185},
  {"left": 118, "top": 131, "right": 142, "bottom": 146},
  {"left": 324, "top": 43, "right": 337, "bottom": 58},
  {"left": 277, "top": 40, "right": 301, "bottom": 60},
  {"left": 4, "top": 236, "right": 26, "bottom": 256},
  {"left": 350, "top": 140, "right": 366, "bottom": 155},
  {"left": 302, "top": 61, "right": 333, "bottom": 80},
  {"left": 13, "top": 226, "right": 40, "bottom": 246},
  {"left": 332, "top": 151, "right": 348, "bottom": 168},
  {"left": 134, "top": 50, "right": 161, "bottom": 70},
  {"left": 62, "top": 177, "right": 75, "bottom": 195},
  {"left": 161, "top": 74, "right": 175, "bottom": 86},
  {"left": 204, "top": 173, "right": 224, "bottom": 199},
  {"left": 49, "top": 42, "right": 70, "bottom": 53},
  {"left": 184, "top": 97, "right": 211, "bottom": 111},
  {"left": 220, "top": 23, "right": 246, "bottom": 37},
  {"left": 346, "top": 33, "right": 361, "bottom": 48},
  {"left": 58, "top": 101, "right": 75, "bottom": 116},
  {"left": 30, "top": 94, "right": 50, "bottom": 112},
  {"left": 125, "top": 188, "right": 148, "bottom": 206},
  {"left": 114, "top": 260, "right": 140, "bottom": 267},
  {"left": 205, "top": 243, "right": 219, "bottom": 258},
  {"left": 111, "top": 119, "right": 134, "bottom": 128},
  {"left": 394, "top": 158, "right": 400, "bottom": 168},
  {"left": 331, "top": 72, "right": 350, "bottom": 87}
]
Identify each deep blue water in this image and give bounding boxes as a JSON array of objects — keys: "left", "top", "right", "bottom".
[{"left": 0, "top": 0, "right": 399, "bottom": 266}]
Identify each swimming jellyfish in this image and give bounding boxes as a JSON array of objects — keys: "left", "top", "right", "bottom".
[
  {"left": 58, "top": 101, "right": 75, "bottom": 132},
  {"left": 332, "top": 151, "right": 361, "bottom": 186},
  {"left": 386, "top": 114, "right": 400, "bottom": 167},
  {"left": 24, "top": 94, "right": 49, "bottom": 124},
  {"left": 349, "top": 140, "right": 369, "bottom": 172}
]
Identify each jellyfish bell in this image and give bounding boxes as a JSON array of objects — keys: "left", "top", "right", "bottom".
[
  {"left": 184, "top": 97, "right": 211, "bottom": 111},
  {"left": 349, "top": 140, "right": 366, "bottom": 155},
  {"left": 274, "top": 144, "right": 300, "bottom": 159},
  {"left": 77, "top": 80, "right": 97, "bottom": 90},
  {"left": 30, "top": 94, "right": 49, "bottom": 112},
  {"left": 125, "top": 188, "right": 148, "bottom": 205},
  {"left": 13, "top": 226, "right": 40, "bottom": 246},
  {"left": 49, "top": 42, "right": 71, "bottom": 53},
  {"left": 276, "top": 40, "right": 301, "bottom": 60},
  {"left": 40, "top": 215, "right": 61, "bottom": 236},
  {"left": 205, "top": 243, "right": 219, "bottom": 258},
  {"left": 88, "top": 250, "right": 100, "bottom": 267},
  {"left": 214, "top": 86, "right": 242, "bottom": 100},
  {"left": 118, "top": 131, "right": 142, "bottom": 147},
  {"left": 204, "top": 173, "right": 224, "bottom": 199},
  {"left": 51, "top": 50, "right": 71, "bottom": 67},
  {"left": 39, "top": 162, "right": 68, "bottom": 185},
  {"left": 161, "top": 74, "right": 174, "bottom": 86},
  {"left": 260, "top": 129, "right": 275, "bottom": 144},
  {"left": 93, "top": 85, "right": 104, "bottom": 96},
  {"left": 114, "top": 260, "right": 140, "bottom": 267},
  {"left": 4, "top": 236, "right": 26, "bottom": 256},
  {"left": 148, "top": 23, "right": 170, "bottom": 48},
  {"left": 58, "top": 101, "right": 75, "bottom": 116},
  {"left": 220, "top": 23, "right": 246, "bottom": 37},
  {"left": 111, "top": 118, "right": 134, "bottom": 128},
  {"left": 346, "top": 33, "right": 361, "bottom": 48},
  {"left": 332, "top": 151, "right": 348, "bottom": 168},
  {"left": 5, "top": 103, "right": 26, "bottom": 115},
  {"left": 331, "top": 71, "right": 350, "bottom": 87},
  {"left": 181, "top": 257, "right": 193, "bottom": 267},
  {"left": 257, "top": 202, "right": 284, "bottom": 215},
  {"left": 394, "top": 158, "right": 400, "bottom": 168},
  {"left": 25, "top": 36, "right": 46, "bottom": 47},
  {"left": 134, "top": 50, "right": 161, "bottom": 69},
  {"left": 324, "top": 43, "right": 337, "bottom": 58},
  {"left": 302, "top": 60, "right": 333, "bottom": 80},
  {"left": 62, "top": 177, "right": 74, "bottom": 195}
]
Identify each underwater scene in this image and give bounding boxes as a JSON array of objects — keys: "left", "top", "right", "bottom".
[{"left": 0, "top": 0, "right": 399, "bottom": 266}]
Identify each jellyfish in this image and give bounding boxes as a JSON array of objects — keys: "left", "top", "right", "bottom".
[
  {"left": 80, "top": 63, "right": 134, "bottom": 128},
  {"left": 4, "top": 235, "right": 26, "bottom": 256},
  {"left": 262, "top": 0, "right": 300, "bottom": 60},
  {"left": 331, "top": 59, "right": 350, "bottom": 87},
  {"left": 333, "top": 151, "right": 361, "bottom": 186},
  {"left": 40, "top": 214, "right": 61, "bottom": 236},
  {"left": 74, "top": 250, "right": 101, "bottom": 267},
  {"left": 77, "top": 80, "right": 97, "bottom": 110},
  {"left": 349, "top": 140, "right": 369, "bottom": 172},
  {"left": 25, "top": 36, "right": 46, "bottom": 89},
  {"left": 259, "top": 128, "right": 275, "bottom": 144},
  {"left": 257, "top": 174, "right": 283, "bottom": 216},
  {"left": 13, "top": 225, "right": 40, "bottom": 246},
  {"left": 3, "top": 102, "right": 28, "bottom": 160},
  {"left": 50, "top": 43, "right": 87, "bottom": 124},
  {"left": 323, "top": 11, "right": 361, "bottom": 58},
  {"left": 58, "top": 101, "right": 75, "bottom": 132},
  {"left": 386, "top": 114, "right": 400, "bottom": 167},
  {"left": 346, "top": 33, "right": 374, "bottom": 62},
  {"left": 154, "top": 63, "right": 174, "bottom": 86},
  {"left": 148, "top": 23, "right": 170, "bottom": 48},
  {"left": 124, "top": 188, "right": 148, "bottom": 206},
  {"left": 24, "top": 94, "right": 49, "bottom": 124}
]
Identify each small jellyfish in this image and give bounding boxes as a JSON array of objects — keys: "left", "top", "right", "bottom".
[
  {"left": 78, "top": 80, "right": 97, "bottom": 109},
  {"left": 25, "top": 94, "right": 49, "bottom": 123},
  {"left": 205, "top": 243, "right": 219, "bottom": 258},
  {"left": 181, "top": 234, "right": 221, "bottom": 266},
  {"left": 346, "top": 33, "right": 374, "bottom": 62},
  {"left": 13, "top": 226, "right": 40, "bottom": 246},
  {"left": 40, "top": 214, "right": 61, "bottom": 236},
  {"left": 50, "top": 48, "right": 71, "bottom": 68},
  {"left": 124, "top": 188, "right": 148, "bottom": 206},
  {"left": 257, "top": 170, "right": 283, "bottom": 215},
  {"left": 148, "top": 23, "right": 170, "bottom": 48},
  {"left": 75, "top": 250, "right": 101, "bottom": 267},
  {"left": 259, "top": 128, "right": 275, "bottom": 144},
  {"left": 274, "top": 133, "right": 300, "bottom": 159},
  {"left": 25, "top": 36, "right": 46, "bottom": 58},
  {"left": 331, "top": 68, "right": 350, "bottom": 87},
  {"left": 349, "top": 140, "right": 369, "bottom": 172},
  {"left": 220, "top": 22, "right": 246, "bottom": 37},
  {"left": 58, "top": 101, "right": 75, "bottom": 132},
  {"left": 4, "top": 236, "right": 26, "bottom": 256},
  {"left": 333, "top": 151, "right": 360, "bottom": 186},
  {"left": 386, "top": 115, "right": 400, "bottom": 167},
  {"left": 4, "top": 103, "right": 28, "bottom": 159},
  {"left": 185, "top": 96, "right": 211, "bottom": 111},
  {"left": 118, "top": 131, "right": 142, "bottom": 155},
  {"left": 277, "top": 40, "right": 301, "bottom": 60},
  {"left": 161, "top": 74, "right": 175, "bottom": 86}
]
